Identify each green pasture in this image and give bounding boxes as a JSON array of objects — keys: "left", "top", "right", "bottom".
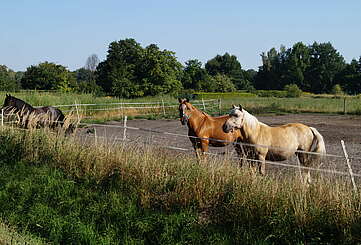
[
  {"left": 0, "top": 127, "right": 360, "bottom": 243},
  {"left": 1, "top": 91, "right": 361, "bottom": 123}
]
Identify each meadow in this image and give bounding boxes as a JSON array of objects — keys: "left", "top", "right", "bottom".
[
  {"left": 0, "top": 126, "right": 361, "bottom": 243},
  {"left": 1, "top": 91, "right": 361, "bottom": 122},
  {"left": 1, "top": 91, "right": 361, "bottom": 243}
]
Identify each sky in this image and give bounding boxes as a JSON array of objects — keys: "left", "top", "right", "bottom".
[{"left": 1, "top": 1, "right": 361, "bottom": 72}]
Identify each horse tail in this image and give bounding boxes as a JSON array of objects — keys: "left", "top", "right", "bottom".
[{"left": 308, "top": 127, "right": 326, "bottom": 165}]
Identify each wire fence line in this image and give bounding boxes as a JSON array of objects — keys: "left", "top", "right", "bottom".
[
  {"left": 76, "top": 121, "right": 359, "bottom": 160},
  {"left": 2, "top": 108, "right": 361, "bottom": 183},
  {"left": 0, "top": 109, "right": 359, "bottom": 160},
  {"left": 77, "top": 129, "right": 361, "bottom": 179},
  {"left": 32, "top": 99, "right": 221, "bottom": 115},
  {"left": 47, "top": 99, "right": 218, "bottom": 108}
]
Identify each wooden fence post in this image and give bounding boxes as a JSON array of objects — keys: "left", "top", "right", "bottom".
[
  {"left": 202, "top": 98, "right": 206, "bottom": 110},
  {"left": 218, "top": 98, "right": 222, "bottom": 115},
  {"left": 123, "top": 116, "right": 128, "bottom": 141},
  {"left": 341, "top": 140, "right": 357, "bottom": 192},
  {"left": 343, "top": 97, "right": 346, "bottom": 115},
  {"left": 161, "top": 99, "right": 166, "bottom": 116},
  {"left": 1, "top": 109, "right": 4, "bottom": 126}
]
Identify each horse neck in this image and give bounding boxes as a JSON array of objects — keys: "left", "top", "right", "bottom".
[
  {"left": 186, "top": 106, "right": 206, "bottom": 130},
  {"left": 241, "top": 110, "right": 262, "bottom": 139},
  {"left": 15, "top": 99, "right": 34, "bottom": 112}
]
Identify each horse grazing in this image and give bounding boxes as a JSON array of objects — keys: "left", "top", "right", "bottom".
[
  {"left": 178, "top": 98, "right": 244, "bottom": 159},
  {"left": 1, "top": 94, "right": 74, "bottom": 134},
  {"left": 223, "top": 105, "right": 326, "bottom": 183}
]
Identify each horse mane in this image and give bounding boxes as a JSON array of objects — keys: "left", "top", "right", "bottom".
[
  {"left": 242, "top": 109, "right": 262, "bottom": 130},
  {"left": 187, "top": 102, "right": 209, "bottom": 117},
  {"left": 9, "top": 96, "right": 34, "bottom": 110}
]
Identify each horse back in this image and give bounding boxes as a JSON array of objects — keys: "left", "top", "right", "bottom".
[
  {"left": 35, "top": 106, "right": 65, "bottom": 121},
  {"left": 197, "top": 115, "right": 242, "bottom": 145}
]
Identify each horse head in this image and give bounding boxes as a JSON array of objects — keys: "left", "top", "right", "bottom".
[
  {"left": 2, "top": 94, "right": 14, "bottom": 110},
  {"left": 223, "top": 104, "right": 245, "bottom": 133},
  {"left": 178, "top": 98, "right": 192, "bottom": 125}
]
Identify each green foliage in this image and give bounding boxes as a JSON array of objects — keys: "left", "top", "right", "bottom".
[
  {"left": 255, "top": 42, "right": 347, "bottom": 94},
  {"left": 0, "top": 65, "right": 20, "bottom": 91},
  {"left": 205, "top": 53, "right": 253, "bottom": 90},
  {"left": 210, "top": 74, "right": 236, "bottom": 92},
  {"left": 284, "top": 84, "right": 302, "bottom": 97},
  {"left": 331, "top": 84, "right": 344, "bottom": 96},
  {"left": 21, "top": 62, "right": 76, "bottom": 92},
  {"left": 96, "top": 39, "right": 182, "bottom": 98}
]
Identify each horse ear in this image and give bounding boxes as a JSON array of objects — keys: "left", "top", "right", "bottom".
[
  {"left": 238, "top": 104, "right": 243, "bottom": 110},
  {"left": 232, "top": 104, "right": 237, "bottom": 109},
  {"left": 178, "top": 98, "right": 182, "bottom": 103},
  {"left": 186, "top": 98, "right": 189, "bottom": 102}
]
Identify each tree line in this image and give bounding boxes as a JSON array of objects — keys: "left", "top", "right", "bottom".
[{"left": 1, "top": 38, "right": 360, "bottom": 97}]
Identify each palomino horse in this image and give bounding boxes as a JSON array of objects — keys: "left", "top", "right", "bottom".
[
  {"left": 178, "top": 98, "right": 244, "bottom": 159},
  {"left": 1, "top": 94, "right": 74, "bottom": 134},
  {"left": 223, "top": 105, "right": 326, "bottom": 183}
]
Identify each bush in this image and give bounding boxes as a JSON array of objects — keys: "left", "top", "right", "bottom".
[
  {"left": 284, "top": 84, "right": 302, "bottom": 97},
  {"left": 332, "top": 84, "right": 344, "bottom": 96}
]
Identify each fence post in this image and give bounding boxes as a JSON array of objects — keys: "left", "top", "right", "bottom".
[
  {"left": 75, "top": 102, "right": 80, "bottom": 123},
  {"left": 1, "top": 109, "right": 3, "bottom": 127},
  {"left": 161, "top": 99, "right": 166, "bottom": 116},
  {"left": 218, "top": 98, "right": 222, "bottom": 115},
  {"left": 341, "top": 140, "right": 357, "bottom": 192},
  {"left": 123, "top": 116, "right": 127, "bottom": 141},
  {"left": 343, "top": 97, "right": 346, "bottom": 115},
  {"left": 94, "top": 128, "right": 97, "bottom": 145},
  {"left": 202, "top": 98, "right": 206, "bottom": 111}
]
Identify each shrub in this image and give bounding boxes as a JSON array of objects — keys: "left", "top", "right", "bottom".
[
  {"left": 331, "top": 84, "right": 344, "bottom": 96},
  {"left": 284, "top": 84, "right": 302, "bottom": 97}
]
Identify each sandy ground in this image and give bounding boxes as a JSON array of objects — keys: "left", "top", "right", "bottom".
[{"left": 77, "top": 114, "right": 361, "bottom": 176}]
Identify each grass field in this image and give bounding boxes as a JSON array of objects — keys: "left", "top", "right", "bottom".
[
  {"left": 1, "top": 91, "right": 361, "bottom": 122},
  {"left": 0, "top": 126, "right": 361, "bottom": 243}
]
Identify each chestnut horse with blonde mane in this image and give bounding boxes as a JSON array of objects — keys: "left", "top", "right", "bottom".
[
  {"left": 223, "top": 105, "right": 326, "bottom": 183},
  {"left": 178, "top": 98, "right": 244, "bottom": 159}
]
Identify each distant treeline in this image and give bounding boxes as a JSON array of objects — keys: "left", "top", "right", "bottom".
[{"left": 1, "top": 39, "right": 360, "bottom": 98}]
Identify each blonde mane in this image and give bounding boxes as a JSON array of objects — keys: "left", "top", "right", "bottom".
[{"left": 242, "top": 109, "right": 262, "bottom": 131}]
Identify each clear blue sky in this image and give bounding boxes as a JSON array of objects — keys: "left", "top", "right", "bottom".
[{"left": 1, "top": 0, "right": 360, "bottom": 71}]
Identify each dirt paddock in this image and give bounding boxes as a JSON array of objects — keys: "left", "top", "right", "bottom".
[{"left": 79, "top": 114, "right": 361, "bottom": 177}]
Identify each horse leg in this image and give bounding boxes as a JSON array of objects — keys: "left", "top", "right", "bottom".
[
  {"left": 200, "top": 139, "right": 209, "bottom": 160},
  {"left": 297, "top": 153, "right": 311, "bottom": 185},
  {"left": 257, "top": 154, "right": 266, "bottom": 175}
]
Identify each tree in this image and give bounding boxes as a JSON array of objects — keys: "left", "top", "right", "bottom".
[
  {"left": 95, "top": 38, "right": 144, "bottom": 95},
  {"left": 305, "top": 42, "right": 346, "bottom": 93},
  {"left": 254, "top": 47, "right": 284, "bottom": 90},
  {"left": 74, "top": 68, "right": 102, "bottom": 94},
  {"left": 96, "top": 38, "right": 183, "bottom": 98},
  {"left": 211, "top": 74, "right": 236, "bottom": 92},
  {"left": 205, "top": 53, "right": 251, "bottom": 90},
  {"left": 284, "top": 42, "right": 311, "bottom": 91},
  {"left": 0, "top": 65, "right": 20, "bottom": 91},
  {"left": 181, "top": 59, "right": 214, "bottom": 91},
  {"left": 85, "top": 54, "right": 99, "bottom": 72},
  {"left": 21, "top": 62, "right": 76, "bottom": 91},
  {"left": 337, "top": 57, "right": 361, "bottom": 94}
]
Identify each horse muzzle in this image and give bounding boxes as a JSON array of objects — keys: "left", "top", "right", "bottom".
[
  {"left": 180, "top": 115, "right": 188, "bottom": 125},
  {"left": 223, "top": 123, "right": 233, "bottom": 133}
]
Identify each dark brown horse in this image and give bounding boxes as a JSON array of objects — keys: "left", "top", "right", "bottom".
[
  {"left": 1, "top": 94, "right": 74, "bottom": 134},
  {"left": 178, "top": 98, "right": 245, "bottom": 159}
]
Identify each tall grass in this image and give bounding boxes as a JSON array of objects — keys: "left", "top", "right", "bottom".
[{"left": 0, "top": 127, "right": 361, "bottom": 243}]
